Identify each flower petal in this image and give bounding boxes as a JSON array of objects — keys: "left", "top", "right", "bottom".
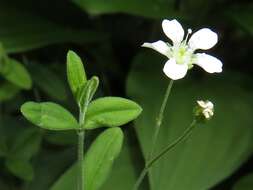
[
  {"left": 163, "top": 59, "right": 188, "bottom": 80},
  {"left": 142, "top": 40, "right": 170, "bottom": 57},
  {"left": 162, "top": 19, "right": 184, "bottom": 44},
  {"left": 194, "top": 53, "right": 222, "bottom": 73},
  {"left": 188, "top": 28, "right": 218, "bottom": 50}
]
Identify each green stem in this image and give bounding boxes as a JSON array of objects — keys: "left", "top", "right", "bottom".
[
  {"left": 77, "top": 130, "right": 85, "bottom": 190},
  {"left": 148, "top": 80, "right": 174, "bottom": 160},
  {"left": 148, "top": 119, "right": 197, "bottom": 167},
  {"left": 77, "top": 109, "right": 87, "bottom": 190},
  {"left": 133, "top": 119, "right": 197, "bottom": 190}
]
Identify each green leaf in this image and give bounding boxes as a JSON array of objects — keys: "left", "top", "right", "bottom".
[
  {"left": 233, "top": 173, "right": 253, "bottom": 190},
  {"left": 0, "top": 2, "right": 106, "bottom": 53},
  {"left": 101, "top": 138, "right": 147, "bottom": 190},
  {"left": 84, "top": 97, "right": 142, "bottom": 129},
  {"left": 67, "top": 50, "right": 87, "bottom": 96},
  {"left": 9, "top": 128, "right": 42, "bottom": 160},
  {"left": 29, "top": 63, "right": 68, "bottom": 101},
  {"left": 0, "top": 82, "right": 20, "bottom": 102},
  {"left": 5, "top": 158, "right": 34, "bottom": 181},
  {"left": 77, "top": 76, "right": 99, "bottom": 113},
  {"left": 126, "top": 52, "right": 253, "bottom": 190},
  {"left": 21, "top": 102, "right": 79, "bottom": 131},
  {"left": 72, "top": 0, "right": 179, "bottom": 18},
  {"left": 0, "top": 58, "right": 32, "bottom": 89},
  {"left": 51, "top": 127, "right": 124, "bottom": 190},
  {"left": 24, "top": 148, "right": 75, "bottom": 190}
]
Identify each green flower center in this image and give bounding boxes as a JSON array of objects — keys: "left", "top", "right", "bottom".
[{"left": 172, "top": 43, "right": 194, "bottom": 68}]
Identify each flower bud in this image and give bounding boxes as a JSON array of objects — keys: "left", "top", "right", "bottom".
[{"left": 194, "top": 100, "right": 214, "bottom": 123}]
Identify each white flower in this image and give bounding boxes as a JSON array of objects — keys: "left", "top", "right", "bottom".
[
  {"left": 196, "top": 100, "right": 214, "bottom": 120},
  {"left": 142, "top": 19, "right": 223, "bottom": 80}
]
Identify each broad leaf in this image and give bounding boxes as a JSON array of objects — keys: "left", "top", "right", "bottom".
[
  {"left": 21, "top": 102, "right": 79, "bottom": 131},
  {"left": 0, "top": 58, "right": 32, "bottom": 89},
  {"left": 0, "top": 2, "right": 105, "bottom": 53},
  {"left": 126, "top": 52, "right": 253, "bottom": 190},
  {"left": 51, "top": 127, "right": 124, "bottom": 190},
  {"left": 67, "top": 50, "right": 87, "bottom": 96},
  {"left": 233, "top": 173, "right": 253, "bottom": 190},
  {"left": 101, "top": 137, "right": 147, "bottom": 190},
  {"left": 72, "top": 0, "right": 179, "bottom": 18},
  {"left": 84, "top": 97, "right": 142, "bottom": 129}
]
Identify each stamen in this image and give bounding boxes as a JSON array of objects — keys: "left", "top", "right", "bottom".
[
  {"left": 183, "top": 28, "right": 192, "bottom": 45},
  {"left": 185, "top": 28, "right": 192, "bottom": 42}
]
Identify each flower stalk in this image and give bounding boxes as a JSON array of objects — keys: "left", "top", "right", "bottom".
[
  {"left": 148, "top": 80, "right": 174, "bottom": 160},
  {"left": 133, "top": 119, "right": 197, "bottom": 190}
]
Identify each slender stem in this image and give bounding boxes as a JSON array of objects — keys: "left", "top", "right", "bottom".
[
  {"left": 77, "top": 109, "right": 87, "bottom": 190},
  {"left": 148, "top": 119, "right": 197, "bottom": 167},
  {"left": 133, "top": 167, "right": 148, "bottom": 190},
  {"left": 148, "top": 80, "right": 174, "bottom": 160},
  {"left": 133, "top": 119, "right": 197, "bottom": 190},
  {"left": 77, "top": 130, "right": 85, "bottom": 190}
]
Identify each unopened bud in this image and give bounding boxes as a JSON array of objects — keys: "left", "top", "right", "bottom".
[{"left": 194, "top": 100, "right": 214, "bottom": 123}]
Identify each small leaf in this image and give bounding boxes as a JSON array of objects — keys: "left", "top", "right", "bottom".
[
  {"left": 0, "top": 58, "right": 32, "bottom": 89},
  {"left": 85, "top": 97, "right": 142, "bottom": 129},
  {"left": 51, "top": 127, "right": 124, "bottom": 190},
  {"left": 5, "top": 158, "right": 34, "bottom": 181},
  {"left": 21, "top": 102, "right": 79, "bottom": 131},
  {"left": 77, "top": 76, "right": 99, "bottom": 113},
  {"left": 67, "top": 50, "right": 87, "bottom": 96}
]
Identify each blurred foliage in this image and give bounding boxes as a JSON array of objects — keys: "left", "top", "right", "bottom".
[{"left": 0, "top": 0, "right": 252, "bottom": 189}]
